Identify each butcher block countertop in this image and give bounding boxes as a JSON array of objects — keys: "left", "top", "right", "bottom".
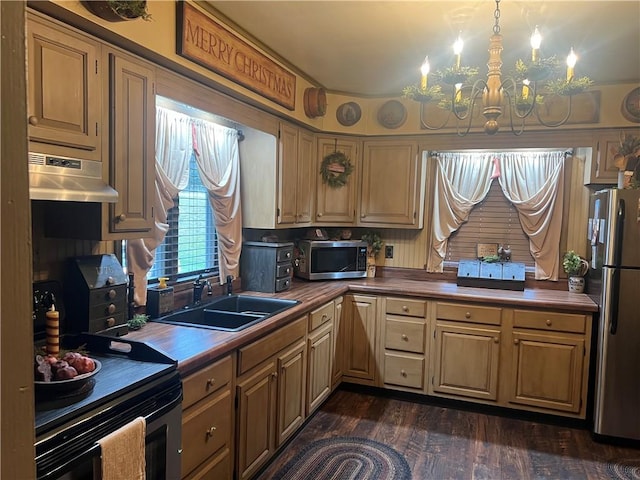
[{"left": 127, "top": 278, "right": 598, "bottom": 376}]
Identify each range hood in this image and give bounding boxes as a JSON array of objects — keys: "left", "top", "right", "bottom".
[{"left": 28, "top": 153, "right": 118, "bottom": 203}]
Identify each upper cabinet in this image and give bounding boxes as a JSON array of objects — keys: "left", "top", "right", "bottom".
[
  {"left": 27, "top": 13, "right": 102, "bottom": 160},
  {"left": 359, "top": 140, "right": 425, "bottom": 228},
  {"left": 315, "top": 137, "right": 360, "bottom": 224},
  {"left": 104, "top": 49, "right": 156, "bottom": 237},
  {"left": 242, "top": 123, "right": 315, "bottom": 229}
]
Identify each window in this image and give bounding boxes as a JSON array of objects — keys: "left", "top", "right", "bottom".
[
  {"left": 123, "top": 151, "right": 219, "bottom": 281},
  {"left": 445, "top": 181, "right": 534, "bottom": 268}
]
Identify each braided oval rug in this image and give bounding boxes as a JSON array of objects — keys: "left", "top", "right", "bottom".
[{"left": 272, "top": 437, "right": 412, "bottom": 480}]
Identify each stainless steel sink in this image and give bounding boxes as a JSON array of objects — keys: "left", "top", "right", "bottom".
[{"left": 151, "top": 294, "right": 299, "bottom": 332}]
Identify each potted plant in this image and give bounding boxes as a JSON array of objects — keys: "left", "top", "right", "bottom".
[
  {"left": 82, "top": 1, "right": 152, "bottom": 22},
  {"left": 361, "top": 232, "right": 383, "bottom": 278},
  {"left": 562, "top": 250, "right": 589, "bottom": 293}
]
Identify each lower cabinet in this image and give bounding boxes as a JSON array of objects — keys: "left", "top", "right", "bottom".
[
  {"left": 342, "top": 294, "right": 378, "bottom": 384},
  {"left": 331, "top": 296, "right": 344, "bottom": 389},
  {"left": 181, "top": 354, "right": 234, "bottom": 480},
  {"left": 235, "top": 316, "right": 307, "bottom": 480},
  {"left": 507, "top": 309, "right": 589, "bottom": 415},
  {"left": 307, "top": 321, "right": 333, "bottom": 414}
]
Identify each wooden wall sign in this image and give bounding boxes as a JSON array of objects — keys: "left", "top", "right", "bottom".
[{"left": 176, "top": 1, "right": 296, "bottom": 110}]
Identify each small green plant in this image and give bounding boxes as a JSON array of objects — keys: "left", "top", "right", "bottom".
[
  {"left": 108, "top": 0, "right": 151, "bottom": 21},
  {"left": 127, "top": 313, "right": 149, "bottom": 330},
  {"left": 361, "top": 232, "right": 383, "bottom": 258},
  {"left": 562, "top": 251, "right": 588, "bottom": 276}
]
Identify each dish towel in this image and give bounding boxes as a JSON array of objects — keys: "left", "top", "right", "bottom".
[{"left": 97, "top": 416, "right": 146, "bottom": 480}]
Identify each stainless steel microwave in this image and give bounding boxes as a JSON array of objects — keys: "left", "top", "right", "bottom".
[{"left": 295, "top": 240, "right": 368, "bottom": 280}]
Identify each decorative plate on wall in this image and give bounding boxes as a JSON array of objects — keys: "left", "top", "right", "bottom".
[
  {"left": 621, "top": 87, "right": 640, "bottom": 123},
  {"left": 336, "top": 102, "right": 362, "bottom": 126},
  {"left": 377, "top": 100, "right": 407, "bottom": 129}
]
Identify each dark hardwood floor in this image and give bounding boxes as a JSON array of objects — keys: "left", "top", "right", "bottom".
[{"left": 257, "top": 388, "right": 640, "bottom": 480}]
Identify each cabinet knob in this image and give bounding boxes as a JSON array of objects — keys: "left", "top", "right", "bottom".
[
  {"left": 106, "top": 317, "right": 115, "bottom": 328},
  {"left": 28, "top": 116, "right": 38, "bottom": 126},
  {"left": 116, "top": 213, "right": 127, "bottom": 222},
  {"left": 107, "top": 303, "right": 116, "bottom": 314},
  {"left": 465, "top": 311, "right": 471, "bottom": 319},
  {"left": 401, "top": 369, "right": 407, "bottom": 377},
  {"left": 514, "top": 339, "right": 520, "bottom": 345},
  {"left": 285, "top": 268, "right": 291, "bottom": 275},
  {"left": 206, "top": 378, "right": 216, "bottom": 388},
  {"left": 317, "top": 212, "right": 323, "bottom": 217},
  {"left": 401, "top": 334, "right": 408, "bottom": 341},
  {"left": 361, "top": 214, "right": 366, "bottom": 218},
  {"left": 285, "top": 252, "right": 291, "bottom": 258},
  {"left": 322, "top": 314, "right": 328, "bottom": 321},
  {"left": 271, "top": 372, "right": 278, "bottom": 380},
  {"left": 493, "top": 337, "right": 499, "bottom": 343},
  {"left": 402, "top": 305, "right": 409, "bottom": 312},
  {"left": 206, "top": 426, "right": 217, "bottom": 438},
  {"left": 107, "top": 289, "right": 117, "bottom": 300},
  {"left": 546, "top": 319, "right": 552, "bottom": 326}
]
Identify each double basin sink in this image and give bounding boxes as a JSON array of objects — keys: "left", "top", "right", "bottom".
[{"left": 152, "top": 294, "right": 300, "bottom": 332}]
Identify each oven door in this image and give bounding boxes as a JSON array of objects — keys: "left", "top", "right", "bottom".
[{"left": 36, "top": 375, "right": 182, "bottom": 480}]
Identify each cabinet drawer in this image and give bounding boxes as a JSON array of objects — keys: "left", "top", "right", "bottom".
[
  {"left": 276, "top": 262, "right": 292, "bottom": 279},
  {"left": 275, "top": 276, "right": 291, "bottom": 292},
  {"left": 386, "top": 298, "right": 426, "bottom": 318},
  {"left": 183, "top": 448, "right": 231, "bottom": 480},
  {"left": 513, "top": 310, "right": 586, "bottom": 334},
  {"left": 182, "top": 355, "right": 233, "bottom": 410},
  {"left": 309, "top": 301, "right": 334, "bottom": 331},
  {"left": 181, "top": 389, "right": 232, "bottom": 477},
  {"left": 383, "top": 352, "right": 424, "bottom": 389},
  {"left": 436, "top": 302, "right": 502, "bottom": 325},
  {"left": 384, "top": 317, "right": 426, "bottom": 353},
  {"left": 276, "top": 247, "right": 293, "bottom": 263},
  {"left": 238, "top": 315, "right": 307, "bottom": 375}
]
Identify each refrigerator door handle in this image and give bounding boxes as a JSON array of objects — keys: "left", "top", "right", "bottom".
[{"left": 609, "top": 199, "right": 625, "bottom": 335}]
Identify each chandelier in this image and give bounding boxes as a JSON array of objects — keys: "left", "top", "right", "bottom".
[{"left": 402, "top": 0, "right": 593, "bottom": 136}]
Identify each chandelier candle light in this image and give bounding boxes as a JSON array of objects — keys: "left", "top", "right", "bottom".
[{"left": 403, "top": 0, "right": 592, "bottom": 136}]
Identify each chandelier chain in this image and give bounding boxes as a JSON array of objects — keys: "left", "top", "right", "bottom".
[{"left": 493, "top": 0, "right": 501, "bottom": 35}]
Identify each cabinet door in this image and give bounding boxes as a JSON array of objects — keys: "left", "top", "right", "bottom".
[
  {"left": 307, "top": 322, "right": 333, "bottom": 415},
  {"left": 343, "top": 294, "right": 377, "bottom": 382},
  {"left": 278, "top": 123, "right": 299, "bottom": 225},
  {"left": 586, "top": 131, "right": 628, "bottom": 185},
  {"left": 236, "top": 362, "right": 277, "bottom": 480},
  {"left": 27, "top": 15, "right": 101, "bottom": 158},
  {"left": 510, "top": 331, "right": 584, "bottom": 413},
  {"left": 432, "top": 322, "right": 501, "bottom": 401},
  {"left": 331, "top": 297, "right": 344, "bottom": 388},
  {"left": 107, "top": 52, "right": 155, "bottom": 237},
  {"left": 360, "top": 141, "right": 422, "bottom": 227},
  {"left": 276, "top": 341, "right": 306, "bottom": 447},
  {"left": 296, "top": 130, "right": 315, "bottom": 224},
  {"left": 315, "top": 137, "right": 359, "bottom": 224}
]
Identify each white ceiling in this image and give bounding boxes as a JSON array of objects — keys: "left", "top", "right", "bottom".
[{"left": 208, "top": 1, "right": 640, "bottom": 97}]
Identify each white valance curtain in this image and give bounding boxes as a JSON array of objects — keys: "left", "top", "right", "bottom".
[
  {"left": 127, "top": 106, "right": 242, "bottom": 306},
  {"left": 426, "top": 151, "right": 565, "bottom": 280}
]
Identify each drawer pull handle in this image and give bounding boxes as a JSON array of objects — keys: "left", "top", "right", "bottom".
[
  {"left": 493, "top": 337, "right": 499, "bottom": 343},
  {"left": 286, "top": 252, "right": 291, "bottom": 258},
  {"left": 322, "top": 314, "right": 328, "bottom": 321},
  {"left": 401, "top": 334, "right": 408, "bottom": 341},
  {"left": 401, "top": 369, "right": 407, "bottom": 377},
  {"left": 317, "top": 212, "right": 323, "bottom": 217},
  {"left": 546, "top": 319, "right": 552, "bottom": 326},
  {"left": 271, "top": 372, "right": 278, "bottom": 380},
  {"left": 206, "top": 426, "right": 217, "bottom": 438},
  {"left": 402, "top": 306, "right": 409, "bottom": 312},
  {"left": 28, "top": 115, "right": 39, "bottom": 126},
  {"left": 117, "top": 213, "right": 127, "bottom": 222},
  {"left": 465, "top": 312, "right": 471, "bottom": 319},
  {"left": 206, "top": 378, "right": 216, "bottom": 388},
  {"left": 514, "top": 339, "right": 520, "bottom": 345}
]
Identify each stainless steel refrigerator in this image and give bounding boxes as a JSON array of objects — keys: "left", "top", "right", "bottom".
[{"left": 588, "top": 188, "right": 640, "bottom": 441}]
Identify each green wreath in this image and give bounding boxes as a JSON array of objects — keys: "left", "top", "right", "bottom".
[{"left": 320, "top": 151, "right": 353, "bottom": 188}]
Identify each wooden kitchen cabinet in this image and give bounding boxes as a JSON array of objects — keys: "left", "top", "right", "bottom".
[
  {"left": 431, "top": 302, "right": 502, "bottom": 402},
  {"left": 242, "top": 123, "right": 314, "bottom": 228},
  {"left": 342, "top": 294, "right": 378, "bottom": 384},
  {"left": 104, "top": 49, "right": 156, "bottom": 238},
  {"left": 331, "top": 296, "right": 344, "bottom": 389},
  {"left": 27, "top": 12, "right": 102, "bottom": 161},
  {"left": 359, "top": 140, "right": 426, "bottom": 228},
  {"left": 307, "top": 302, "right": 334, "bottom": 415},
  {"left": 236, "top": 315, "right": 307, "bottom": 480},
  {"left": 315, "top": 137, "right": 360, "bottom": 224},
  {"left": 381, "top": 297, "right": 428, "bottom": 392},
  {"left": 181, "top": 354, "right": 234, "bottom": 480},
  {"left": 507, "top": 309, "right": 590, "bottom": 415}
]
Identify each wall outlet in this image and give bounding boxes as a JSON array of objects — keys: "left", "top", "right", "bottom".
[{"left": 385, "top": 245, "right": 394, "bottom": 259}]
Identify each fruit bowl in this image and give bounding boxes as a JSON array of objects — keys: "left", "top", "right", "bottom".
[{"left": 35, "top": 359, "right": 101, "bottom": 396}]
